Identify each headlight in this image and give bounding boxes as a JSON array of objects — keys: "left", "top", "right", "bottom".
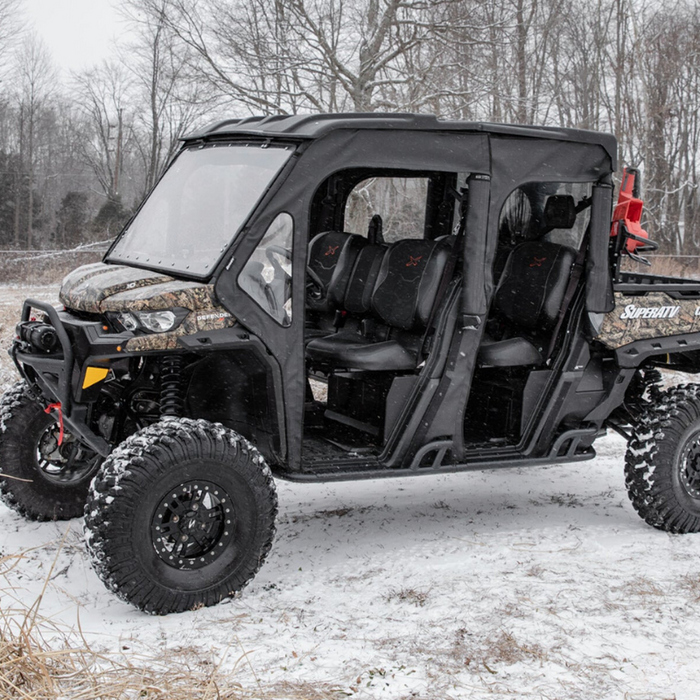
[
  {"left": 116, "top": 312, "right": 139, "bottom": 331},
  {"left": 108, "top": 308, "right": 188, "bottom": 333},
  {"left": 137, "top": 310, "right": 178, "bottom": 333}
]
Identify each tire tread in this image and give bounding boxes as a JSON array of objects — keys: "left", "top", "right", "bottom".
[
  {"left": 625, "top": 383, "right": 700, "bottom": 533},
  {"left": 84, "top": 417, "right": 278, "bottom": 614}
]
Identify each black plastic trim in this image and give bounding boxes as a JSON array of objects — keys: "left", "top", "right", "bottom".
[
  {"left": 615, "top": 332, "right": 700, "bottom": 368},
  {"left": 280, "top": 445, "right": 595, "bottom": 483}
]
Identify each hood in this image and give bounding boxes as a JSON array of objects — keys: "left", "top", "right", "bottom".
[{"left": 59, "top": 263, "right": 220, "bottom": 314}]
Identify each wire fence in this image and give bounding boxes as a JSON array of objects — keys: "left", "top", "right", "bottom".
[
  {"left": 1, "top": 248, "right": 700, "bottom": 287},
  {"left": 0, "top": 245, "right": 110, "bottom": 285}
]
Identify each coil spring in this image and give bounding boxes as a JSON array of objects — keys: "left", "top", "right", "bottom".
[{"left": 160, "top": 355, "right": 184, "bottom": 417}]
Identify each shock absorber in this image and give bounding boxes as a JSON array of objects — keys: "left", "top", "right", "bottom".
[{"left": 160, "top": 355, "right": 184, "bottom": 417}]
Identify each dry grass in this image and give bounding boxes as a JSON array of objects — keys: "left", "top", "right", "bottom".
[
  {"left": 0, "top": 548, "right": 345, "bottom": 700},
  {"left": 451, "top": 628, "right": 548, "bottom": 675},
  {"left": 384, "top": 588, "right": 430, "bottom": 607},
  {"left": 620, "top": 576, "right": 665, "bottom": 599},
  {"left": 679, "top": 573, "right": 700, "bottom": 603}
]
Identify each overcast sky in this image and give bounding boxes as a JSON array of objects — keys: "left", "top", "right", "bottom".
[{"left": 23, "top": 0, "right": 122, "bottom": 74}]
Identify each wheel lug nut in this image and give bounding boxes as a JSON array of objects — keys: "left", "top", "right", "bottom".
[
  {"left": 172, "top": 515, "right": 180, "bottom": 523},
  {"left": 181, "top": 534, "right": 188, "bottom": 542}
]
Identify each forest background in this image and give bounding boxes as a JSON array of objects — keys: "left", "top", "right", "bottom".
[{"left": 0, "top": 0, "right": 699, "bottom": 265}]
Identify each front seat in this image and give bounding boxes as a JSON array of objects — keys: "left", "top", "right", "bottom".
[{"left": 306, "top": 238, "right": 451, "bottom": 372}]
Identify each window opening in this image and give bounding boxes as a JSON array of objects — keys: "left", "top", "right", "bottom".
[
  {"left": 344, "top": 177, "right": 430, "bottom": 242},
  {"left": 499, "top": 182, "right": 592, "bottom": 250},
  {"left": 239, "top": 213, "right": 294, "bottom": 327},
  {"left": 109, "top": 144, "right": 292, "bottom": 277}
]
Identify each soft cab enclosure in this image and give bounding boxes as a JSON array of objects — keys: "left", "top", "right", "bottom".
[{"left": 204, "top": 116, "right": 617, "bottom": 473}]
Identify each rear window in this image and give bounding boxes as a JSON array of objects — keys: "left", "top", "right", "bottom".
[{"left": 344, "top": 177, "right": 429, "bottom": 242}]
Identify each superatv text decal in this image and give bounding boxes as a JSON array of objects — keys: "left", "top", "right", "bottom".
[
  {"left": 597, "top": 291, "right": 700, "bottom": 349},
  {"left": 619, "top": 304, "right": 680, "bottom": 320}
]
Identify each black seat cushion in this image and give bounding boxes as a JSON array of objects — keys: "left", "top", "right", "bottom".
[
  {"left": 477, "top": 336, "right": 543, "bottom": 367},
  {"left": 306, "top": 331, "right": 416, "bottom": 371}
]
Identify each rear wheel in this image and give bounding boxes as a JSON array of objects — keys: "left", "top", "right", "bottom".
[
  {"left": 0, "top": 383, "right": 101, "bottom": 520},
  {"left": 625, "top": 384, "right": 700, "bottom": 533},
  {"left": 84, "top": 418, "right": 277, "bottom": 614}
]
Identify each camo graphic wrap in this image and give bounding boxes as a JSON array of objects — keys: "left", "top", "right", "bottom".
[
  {"left": 597, "top": 292, "right": 700, "bottom": 348},
  {"left": 101, "top": 281, "right": 221, "bottom": 313},
  {"left": 60, "top": 263, "right": 174, "bottom": 313},
  {"left": 58, "top": 263, "right": 236, "bottom": 352},
  {"left": 125, "top": 310, "right": 235, "bottom": 352}
]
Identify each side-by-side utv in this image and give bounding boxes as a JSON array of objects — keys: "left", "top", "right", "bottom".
[{"left": 3, "top": 114, "right": 700, "bottom": 614}]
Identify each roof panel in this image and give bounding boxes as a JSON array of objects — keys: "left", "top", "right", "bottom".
[{"left": 183, "top": 113, "right": 617, "bottom": 168}]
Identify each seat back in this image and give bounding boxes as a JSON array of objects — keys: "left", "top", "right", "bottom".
[
  {"left": 307, "top": 231, "right": 366, "bottom": 314},
  {"left": 494, "top": 240, "right": 576, "bottom": 333},
  {"left": 371, "top": 239, "right": 451, "bottom": 331},
  {"left": 330, "top": 243, "right": 387, "bottom": 316}
]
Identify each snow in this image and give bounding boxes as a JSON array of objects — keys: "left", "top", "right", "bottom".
[
  {"left": 1, "top": 285, "right": 700, "bottom": 698},
  {"left": 2, "top": 432, "right": 700, "bottom": 698}
]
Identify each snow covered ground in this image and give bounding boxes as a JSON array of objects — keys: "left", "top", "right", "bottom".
[{"left": 1, "top": 285, "right": 699, "bottom": 699}]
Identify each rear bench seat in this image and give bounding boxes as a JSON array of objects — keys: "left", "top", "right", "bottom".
[{"left": 306, "top": 238, "right": 451, "bottom": 372}]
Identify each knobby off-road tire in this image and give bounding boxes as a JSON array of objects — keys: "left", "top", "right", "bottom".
[
  {"left": 84, "top": 418, "right": 278, "bottom": 614},
  {"left": 625, "top": 383, "right": 700, "bottom": 533},
  {"left": 0, "top": 382, "right": 102, "bottom": 521}
]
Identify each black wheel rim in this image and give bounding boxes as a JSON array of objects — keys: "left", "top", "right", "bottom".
[
  {"left": 151, "top": 480, "right": 235, "bottom": 570},
  {"left": 679, "top": 431, "right": 700, "bottom": 500},
  {"left": 35, "top": 424, "right": 100, "bottom": 484}
]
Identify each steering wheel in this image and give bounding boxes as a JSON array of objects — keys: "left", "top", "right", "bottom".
[
  {"left": 266, "top": 245, "right": 326, "bottom": 302},
  {"left": 265, "top": 245, "right": 292, "bottom": 278},
  {"left": 306, "top": 266, "right": 325, "bottom": 301}
]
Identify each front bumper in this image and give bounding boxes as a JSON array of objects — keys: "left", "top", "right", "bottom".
[{"left": 12, "top": 299, "right": 133, "bottom": 456}]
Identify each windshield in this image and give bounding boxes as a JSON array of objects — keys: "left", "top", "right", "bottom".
[{"left": 107, "top": 143, "right": 293, "bottom": 276}]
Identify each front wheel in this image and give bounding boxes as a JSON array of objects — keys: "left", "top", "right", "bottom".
[
  {"left": 625, "top": 384, "right": 700, "bottom": 533},
  {"left": 83, "top": 418, "right": 278, "bottom": 614},
  {"left": 0, "top": 382, "right": 102, "bottom": 520}
]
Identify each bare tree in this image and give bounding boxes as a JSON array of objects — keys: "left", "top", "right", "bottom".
[
  {"left": 142, "top": 0, "right": 446, "bottom": 113},
  {"left": 72, "top": 61, "right": 134, "bottom": 202},
  {"left": 0, "top": 0, "right": 21, "bottom": 69},
  {"left": 0, "top": 0, "right": 699, "bottom": 261},
  {"left": 638, "top": 2, "right": 700, "bottom": 254},
  {"left": 121, "top": 0, "right": 211, "bottom": 197},
  {"left": 14, "top": 33, "right": 57, "bottom": 247}
]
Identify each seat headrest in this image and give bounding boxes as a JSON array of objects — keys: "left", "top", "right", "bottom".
[{"left": 543, "top": 195, "right": 576, "bottom": 230}]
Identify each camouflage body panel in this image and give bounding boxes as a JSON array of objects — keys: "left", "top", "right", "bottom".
[
  {"left": 58, "top": 262, "right": 236, "bottom": 353},
  {"left": 125, "top": 309, "right": 235, "bottom": 352},
  {"left": 101, "top": 280, "right": 221, "bottom": 313},
  {"left": 60, "top": 263, "right": 173, "bottom": 313},
  {"left": 597, "top": 291, "right": 700, "bottom": 348}
]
